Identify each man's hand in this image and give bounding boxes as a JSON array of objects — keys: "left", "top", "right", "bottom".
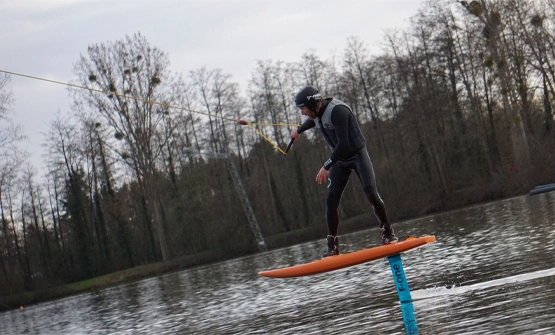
[
  {"left": 290, "top": 128, "right": 301, "bottom": 142},
  {"left": 316, "top": 167, "right": 329, "bottom": 185}
]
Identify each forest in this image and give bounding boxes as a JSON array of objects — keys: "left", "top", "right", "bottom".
[{"left": 1, "top": 0, "right": 554, "bottom": 297}]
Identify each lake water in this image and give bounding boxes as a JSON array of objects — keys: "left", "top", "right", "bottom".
[{"left": 1, "top": 193, "right": 555, "bottom": 335}]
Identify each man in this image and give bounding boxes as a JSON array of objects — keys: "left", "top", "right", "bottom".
[{"left": 290, "top": 86, "right": 398, "bottom": 257}]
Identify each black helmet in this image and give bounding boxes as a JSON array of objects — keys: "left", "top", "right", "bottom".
[{"left": 295, "top": 86, "right": 322, "bottom": 110}]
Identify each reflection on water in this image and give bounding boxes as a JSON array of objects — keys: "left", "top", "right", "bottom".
[{"left": 1, "top": 193, "right": 555, "bottom": 334}]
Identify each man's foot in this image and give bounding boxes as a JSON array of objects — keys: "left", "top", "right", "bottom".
[
  {"left": 322, "top": 235, "right": 339, "bottom": 258},
  {"left": 381, "top": 222, "right": 398, "bottom": 245}
]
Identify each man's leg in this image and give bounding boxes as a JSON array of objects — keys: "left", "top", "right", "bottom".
[
  {"left": 354, "top": 149, "right": 389, "bottom": 223},
  {"left": 326, "top": 163, "right": 351, "bottom": 236},
  {"left": 322, "top": 163, "right": 351, "bottom": 257},
  {"left": 354, "top": 149, "right": 398, "bottom": 244}
]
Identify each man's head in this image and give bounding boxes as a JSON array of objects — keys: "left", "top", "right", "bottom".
[{"left": 295, "top": 86, "right": 322, "bottom": 120}]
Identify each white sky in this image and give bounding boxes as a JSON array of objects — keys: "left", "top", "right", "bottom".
[{"left": 0, "top": 0, "right": 424, "bottom": 170}]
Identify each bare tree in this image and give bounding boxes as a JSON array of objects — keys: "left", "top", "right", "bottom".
[
  {"left": 22, "top": 166, "right": 49, "bottom": 272},
  {"left": 460, "top": 0, "right": 531, "bottom": 168},
  {"left": 0, "top": 74, "right": 24, "bottom": 161},
  {"left": 71, "top": 33, "right": 176, "bottom": 261}
]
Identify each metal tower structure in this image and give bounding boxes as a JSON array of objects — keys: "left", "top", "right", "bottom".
[{"left": 183, "top": 148, "right": 267, "bottom": 252}]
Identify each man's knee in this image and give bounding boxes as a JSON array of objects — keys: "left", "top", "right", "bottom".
[
  {"left": 363, "top": 185, "right": 383, "bottom": 205},
  {"left": 326, "top": 192, "right": 342, "bottom": 209}
]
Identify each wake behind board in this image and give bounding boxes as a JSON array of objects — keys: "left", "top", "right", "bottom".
[{"left": 259, "top": 235, "right": 436, "bottom": 278}]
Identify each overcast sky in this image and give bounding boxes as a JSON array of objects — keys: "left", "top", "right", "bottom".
[{"left": 1, "top": 0, "right": 424, "bottom": 170}]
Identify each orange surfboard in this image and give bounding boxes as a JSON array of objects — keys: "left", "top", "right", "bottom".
[{"left": 259, "top": 235, "right": 436, "bottom": 278}]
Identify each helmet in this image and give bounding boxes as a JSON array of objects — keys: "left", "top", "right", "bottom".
[{"left": 295, "top": 86, "right": 322, "bottom": 110}]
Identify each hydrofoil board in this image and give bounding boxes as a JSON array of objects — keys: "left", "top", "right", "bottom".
[{"left": 259, "top": 235, "right": 436, "bottom": 278}]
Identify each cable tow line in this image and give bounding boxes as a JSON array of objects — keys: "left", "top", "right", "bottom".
[{"left": 0, "top": 69, "right": 300, "bottom": 155}]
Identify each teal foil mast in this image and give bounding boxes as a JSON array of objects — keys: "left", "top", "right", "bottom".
[{"left": 388, "top": 254, "right": 419, "bottom": 335}]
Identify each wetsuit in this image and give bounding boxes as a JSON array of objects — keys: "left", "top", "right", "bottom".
[{"left": 297, "top": 98, "right": 389, "bottom": 236}]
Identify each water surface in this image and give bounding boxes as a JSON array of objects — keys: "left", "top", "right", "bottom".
[{"left": 2, "top": 193, "right": 555, "bottom": 334}]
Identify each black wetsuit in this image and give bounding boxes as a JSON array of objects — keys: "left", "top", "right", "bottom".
[{"left": 297, "top": 98, "right": 389, "bottom": 236}]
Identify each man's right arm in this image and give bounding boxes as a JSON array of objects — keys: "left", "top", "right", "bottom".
[
  {"left": 297, "top": 119, "right": 315, "bottom": 134},
  {"left": 291, "top": 119, "right": 315, "bottom": 141}
]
